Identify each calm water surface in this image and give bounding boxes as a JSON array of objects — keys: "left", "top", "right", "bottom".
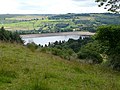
[{"left": 22, "top": 35, "right": 86, "bottom": 46}]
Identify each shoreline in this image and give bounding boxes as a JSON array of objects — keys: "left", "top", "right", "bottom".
[{"left": 20, "top": 31, "right": 95, "bottom": 38}]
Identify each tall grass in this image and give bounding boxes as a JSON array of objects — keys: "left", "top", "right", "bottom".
[{"left": 0, "top": 42, "right": 120, "bottom": 90}]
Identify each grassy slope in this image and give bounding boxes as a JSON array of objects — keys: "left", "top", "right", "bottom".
[{"left": 0, "top": 42, "right": 120, "bottom": 90}]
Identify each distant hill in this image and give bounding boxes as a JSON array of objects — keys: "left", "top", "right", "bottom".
[{"left": 0, "top": 13, "right": 120, "bottom": 33}]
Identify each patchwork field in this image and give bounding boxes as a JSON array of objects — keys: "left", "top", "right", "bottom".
[{"left": 0, "top": 13, "right": 120, "bottom": 33}]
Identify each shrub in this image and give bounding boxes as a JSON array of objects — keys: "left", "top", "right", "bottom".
[
  {"left": 78, "top": 49, "right": 103, "bottom": 64},
  {"left": 27, "top": 42, "right": 38, "bottom": 52},
  {"left": 108, "top": 54, "right": 120, "bottom": 71}
]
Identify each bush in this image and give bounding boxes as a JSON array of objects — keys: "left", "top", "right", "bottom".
[
  {"left": 26, "top": 42, "right": 38, "bottom": 52},
  {"left": 51, "top": 48, "right": 62, "bottom": 56},
  {"left": 40, "top": 47, "right": 75, "bottom": 60},
  {"left": 78, "top": 49, "right": 103, "bottom": 64},
  {"left": 108, "top": 54, "right": 120, "bottom": 71}
]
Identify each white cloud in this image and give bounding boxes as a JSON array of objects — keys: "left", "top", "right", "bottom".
[
  {"left": 0, "top": 0, "right": 108, "bottom": 14},
  {"left": 0, "top": 0, "right": 19, "bottom": 13}
]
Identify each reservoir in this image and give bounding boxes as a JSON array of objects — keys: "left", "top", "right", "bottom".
[
  {"left": 22, "top": 35, "right": 83, "bottom": 46},
  {"left": 21, "top": 32, "right": 94, "bottom": 46}
]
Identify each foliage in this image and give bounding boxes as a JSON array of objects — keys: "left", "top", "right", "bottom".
[
  {"left": 95, "top": 25, "right": 120, "bottom": 70},
  {"left": 39, "top": 47, "right": 76, "bottom": 60},
  {"left": 39, "top": 36, "right": 103, "bottom": 64},
  {"left": 47, "top": 37, "right": 93, "bottom": 53},
  {"left": 0, "top": 27, "right": 23, "bottom": 43},
  {"left": 81, "top": 41, "right": 101, "bottom": 53},
  {"left": 95, "top": 0, "right": 120, "bottom": 13},
  {"left": 77, "top": 40, "right": 103, "bottom": 64},
  {"left": 95, "top": 25, "right": 120, "bottom": 55},
  {"left": 78, "top": 47, "right": 103, "bottom": 64},
  {"left": 26, "top": 42, "right": 38, "bottom": 52},
  {"left": 34, "top": 36, "right": 93, "bottom": 61}
]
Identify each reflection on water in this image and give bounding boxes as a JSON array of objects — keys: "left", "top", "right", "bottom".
[{"left": 22, "top": 35, "right": 86, "bottom": 46}]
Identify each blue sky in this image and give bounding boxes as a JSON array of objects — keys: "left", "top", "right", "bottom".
[{"left": 0, "top": 0, "right": 107, "bottom": 14}]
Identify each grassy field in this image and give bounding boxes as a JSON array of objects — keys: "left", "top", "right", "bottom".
[
  {"left": 1, "top": 19, "right": 71, "bottom": 31},
  {"left": 0, "top": 15, "right": 49, "bottom": 31},
  {"left": 0, "top": 15, "right": 71, "bottom": 31},
  {"left": 0, "top": 13, "right": 119, "bottom": 32},
  {"left": 0, "top": 42, "right": 120, "bottom": 90}
]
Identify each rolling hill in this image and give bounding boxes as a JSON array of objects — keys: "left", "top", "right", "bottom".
[{"left": 0, "top": 13, "right": 120, "bottom": 33}]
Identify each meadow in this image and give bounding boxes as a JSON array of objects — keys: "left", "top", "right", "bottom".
[{"left": 0, "top": 42, "right": 120, "bottom": 90}]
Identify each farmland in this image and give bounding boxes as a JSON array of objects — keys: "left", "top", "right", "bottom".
[{"left": 0, "top": 13, "right": 120, "bottom": 34}]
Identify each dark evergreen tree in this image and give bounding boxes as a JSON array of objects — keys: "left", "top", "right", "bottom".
[{"left": 0, "top": 27, "right": 23, "bottom": 44}]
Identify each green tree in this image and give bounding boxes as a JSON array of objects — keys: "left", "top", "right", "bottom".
[
  {"left": 95, "top": 25, "right": 120, "bottom": 70},
  {"left": 0, "top": 27, "right": 23, "bottom": 44},
  {"left": 78, "top": 49, "right": 103, "bottom": 64},
  {"left": 95, "top": 0, "right": 120, "bottom": 13},
  {"left": 77, "top": 41, "right": 103, "bottom": 64}
]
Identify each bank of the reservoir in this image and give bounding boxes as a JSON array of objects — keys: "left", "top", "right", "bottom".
[{"left": 20, "top": 31, "right": 95, "bottom": 38}]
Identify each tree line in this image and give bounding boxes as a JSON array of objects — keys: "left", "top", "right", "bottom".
[{"left": 0, "top": 27, "right": 23, "bottom": 43}]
